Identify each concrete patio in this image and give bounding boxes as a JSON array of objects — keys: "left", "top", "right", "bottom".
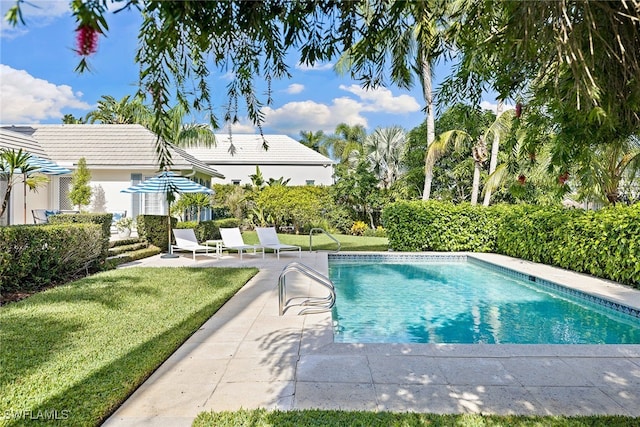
[{"left": 103, "top": 251, "right": 640, "bottom": 426}]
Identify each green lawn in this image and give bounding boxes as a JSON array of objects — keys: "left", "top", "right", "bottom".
[
  {"left": 194, "top": 408, "right": 640, "bottom": 427},
  {"left": 241, "top": 230, "right": 389, "bottom": 252},
  {"left": 0, "top": 267, "right": 257, "bottom": 427}
]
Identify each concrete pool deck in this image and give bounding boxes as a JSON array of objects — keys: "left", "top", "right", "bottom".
[{"left": 104, "top": 251, "right": 640, "bottom": 426}]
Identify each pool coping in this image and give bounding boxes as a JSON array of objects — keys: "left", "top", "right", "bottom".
[{"left": 104, "top": 251, "right": 640, "bottom": 425}]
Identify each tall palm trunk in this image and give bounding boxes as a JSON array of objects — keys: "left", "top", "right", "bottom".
[
  {"left": 483, "top": 100, "right": 503, "bottom": 206},
  {"left": 471, "top": 136, "right": 488, "bottom": 205},
  {"left": 421, "top": 54, "right": 436, "bottom": 200}
]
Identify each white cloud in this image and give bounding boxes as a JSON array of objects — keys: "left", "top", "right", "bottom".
[
  {"left": 263, "top": 99, "right": 368, "bottom": 134},
  {"left": 480, "top": 100, "right": 515, "bottom": 114},
  {"left": 295, "top": 62, "right": 334, "bottom": 71},
  {"left": 284, "top": 83, "right": 304, "bottom": 94},
  {"left": 339, "top": 84, "right": 421, "bottom": 113},
  {"left": 220, "top": 118, "right": 257, "bottom": 134},
  {"left": 1, "top": 0, "right": 69, "bottom": 38},
  {"left": 0, "top": 65, "right": 91, "bottom": 123}
]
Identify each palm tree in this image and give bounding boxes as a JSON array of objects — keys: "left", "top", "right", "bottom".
[
  {"left": 577, "top": 135, "right": 640, "bottom": 205},
  {"left": 0, "top": 149, "right": 46, "bottom": 219},
  {"left": 299, "top": 130, "right": 328, "bottom": 156},
  {"left": 427, "top": 110, "right": 515, "bottom": 205},
  {"left": 334, "top": 0, "right": 448, "bottom": 200},
  {"left": 483, "top": 100, "right": 504, "bottom": 205},
  {"left": 364, "top": 126, "right": 407, "bottom": 189},
  {"left": 85, "top": 95, "right": 150, "bottom": 125},
  {"left": 324, "top": 123, "right": 367, "bottom": 165}
]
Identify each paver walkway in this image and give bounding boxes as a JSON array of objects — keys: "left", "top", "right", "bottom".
[{"left": 103, "top": 251, "right": 640, "bottom": 426}]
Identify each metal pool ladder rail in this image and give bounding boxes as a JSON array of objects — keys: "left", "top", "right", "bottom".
[
  {"left": 309, "top": 228, "right": 341, "bottom": 253},
  {"left": 278, "top": 262, "right": 336, "bottom": 316}
]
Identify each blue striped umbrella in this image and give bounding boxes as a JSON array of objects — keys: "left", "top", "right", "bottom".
[
  {"left": 121, "top": 171, "right": 213, "bottom": 195},
  {"left": 27, "top": 156, "right": 72, "bottom": 176},
  {"left": 1, "top": 154, "right": 72, "bottom": 223},
  {"left": 121, "top": 171, "right": 213, "bottom": 257}
]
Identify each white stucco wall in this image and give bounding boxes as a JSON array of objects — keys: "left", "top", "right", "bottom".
[{"left": 212, "top": 164, "right": 334, "bottom": 186}]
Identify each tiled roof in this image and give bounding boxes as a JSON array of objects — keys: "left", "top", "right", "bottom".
[
  {"left": 186, "top": 134, "right": 334, "bottom": 165},
  {"left": 0, "top": 127, "right": 49, "bottom": 158},
  {"left": 1, "top": 124, "right": 223, "bottom": 178}
]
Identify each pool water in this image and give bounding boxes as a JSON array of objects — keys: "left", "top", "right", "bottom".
[{"left": 329, "top": 260, "right": 640, "bottom": 344}]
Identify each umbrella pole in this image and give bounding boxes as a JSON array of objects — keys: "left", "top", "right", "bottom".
[
  {"left": 161, "top": 197, "right": 178, "bottom": 259},
  {"left": 23, "top": 174, "right": 27, "bottom": 224}
]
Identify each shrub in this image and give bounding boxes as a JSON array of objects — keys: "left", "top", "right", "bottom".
[
  {"left": 382, "top": 201, "right": 500, "bottom": 252},
  {"left": 0, "top": 223, "right": 103, "bottom": 294},
  {"left": 136, "top": 215, "right": 177, "bottom": 251},
  {"left": 175, "top": 218, "right": 241, "bottom": 241},
  {"left": 48, "top": 212, "right": 112, "bottom": 265},
  {"left": 364, "top": 226, "right": 387, "bottom": 238},
  {"left": 350, "top": 221, "right": 368, "bottom": 236}
]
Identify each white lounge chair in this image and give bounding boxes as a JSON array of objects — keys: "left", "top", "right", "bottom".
[
  {"left": 220, "top": 227, "right": 264, "bottom": 260},
  {"left": 256, "top": 226, "right": 301, "bottom": 259},
  {"left": 172, "top": 229, "right": 214, "bottom": 261}
]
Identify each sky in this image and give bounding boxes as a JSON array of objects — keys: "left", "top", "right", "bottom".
[{"left": 0, "top": 0, "right": 504, "bottom": 139}]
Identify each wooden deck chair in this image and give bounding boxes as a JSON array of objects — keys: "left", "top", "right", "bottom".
[
  {"left": 220, "top": 227, "right": 264, "bottom": 260},
  {"left": 256, "top": 226, "right": 301, "bottom": 259},
  {"left": 172, "top": 229, "right": 213, "bottom": 261}
]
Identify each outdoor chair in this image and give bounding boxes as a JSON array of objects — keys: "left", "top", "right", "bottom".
[
  {"left": 219, "top": 227, "right": 264, "bottom": 260},
  {"left": 32, "top": 209, "right": 48, "bottom": 224},
  {"left": 171, "top": 228, "right": 214, "bottom": 261},
  {"left": 256, "top": 226, "right": 301, "bottom": 259}
]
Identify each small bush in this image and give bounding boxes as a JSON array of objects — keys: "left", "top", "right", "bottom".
[
  {"left": 136, "top": 215, "right": 177, "bottom": 251},
  {"left": 350, "top": 221, "right": 368, "bottom": 236},
  {"left": 364, "top": 226, "right": 387, "bottom": 238}
]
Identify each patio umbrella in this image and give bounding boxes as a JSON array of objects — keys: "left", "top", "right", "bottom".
[
  {"left": 121, "top": 170, "right": 214, "bottom": 258},
  {"left": 15, "top": 156, "right": 72, "bottom": 224}
]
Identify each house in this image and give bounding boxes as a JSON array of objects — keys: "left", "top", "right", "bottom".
[
  {"left": 186, "top": 134, "right": 335, "bottom": 186},
  {"left": 1, "top": 124, "right": 224, "bottom": 224}
]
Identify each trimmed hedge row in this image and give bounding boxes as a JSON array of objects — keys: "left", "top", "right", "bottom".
[
  {"left": 0, "top": 223, "right": 104, "bottom": 294},
  {"left": 382, "top": 201, "right": 640, "bottom": 288},
  {"left": 381, "top": 201, "right": 501, "bottom": 252},
  {"left": 137, "top": 215, "right": 241, "bottom": 250}
]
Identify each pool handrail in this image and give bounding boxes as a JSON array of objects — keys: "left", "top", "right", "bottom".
[
  {"left": 278, "top": 261, "right": 336, "bottom": 316},
  {"left": 309, "top": 228, "right": 341, "bottom": 253}
]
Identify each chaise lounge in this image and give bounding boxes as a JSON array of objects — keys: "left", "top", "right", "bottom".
[
  {"left": 220, "top": 227, "right": 264, "bottom": 260},
  {"left": 256, "top": 226, "right": 301, "bottom": 259},
  {"left": 171, "top": 229, "right": 214, "bottom": 261}
]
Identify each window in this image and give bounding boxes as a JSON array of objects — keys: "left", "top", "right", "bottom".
[
  {"left": 305, "top": 180, "right": 315, "bottom": 186},
  {"left": 59, "top": 177, "right": 73, "bottom": 210},
  {"left": 231, "top": 180, "right": 241, "bottom": 186}
]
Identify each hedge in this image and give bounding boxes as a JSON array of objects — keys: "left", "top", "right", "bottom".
[
  {"left": 175, "top": 218, "right": 241, "bottom": 242},
  {"left": 382, "top": 201, "right": 640, "bottom": 288},
  {"left": 0, "top": 223, "right": 104, "bottom": 294},
  {"left": 137, "top": 216, "right": 241, "bottom": 250}
]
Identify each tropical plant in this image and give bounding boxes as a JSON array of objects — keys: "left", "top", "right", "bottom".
[
  {"left": 427, "top": 109, "right": 515, "bottom": 205},
  {"left": 171, "top": 193, "right": 212, "bottom": 222},
  {"left": 85, "top": 94, "right": 150, "bottom": 125},
  {"left": 69, "top": 157, "right": 92, "bottom": 211},
  {"left": 363, "top": 126, "right": 407, "bottom": 189},
  {"left": 249, "top": 166, "right": 265, "bottom": 189},
  {"left": 324, "top": 123, "right": 367, "bottom": 165},
  {"left": 0, "top": 149, "right": 44, "bottom": 219},
  {"left": 299, "top": 130, "right": 328, "bottom": 156}
]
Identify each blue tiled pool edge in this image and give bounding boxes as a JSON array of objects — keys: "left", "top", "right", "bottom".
[{"left": 328, "top": 252, "right": 640, "bottom": 321}]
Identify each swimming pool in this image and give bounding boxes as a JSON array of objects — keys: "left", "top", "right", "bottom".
[{"left": 328, "top": 254, "right": 640, "bottom": 344}]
